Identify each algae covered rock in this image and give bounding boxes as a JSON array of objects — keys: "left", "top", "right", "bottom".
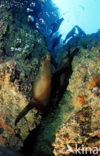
[
  {"left": 0, "top": 0, "right": 47, "bottom": 58},
  {"left": 0, "top": 60, "right": 41, "bottom": 150},
  {"left": 53, "top": 46, "right": 100, "bottom": 155},
  {"left": 0, "top": 1, "right": 48, "bottom": 150}
]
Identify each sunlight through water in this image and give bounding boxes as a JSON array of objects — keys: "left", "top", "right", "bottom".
[{"left": 52, "top": 0, "right": 100, "bottom": 39}]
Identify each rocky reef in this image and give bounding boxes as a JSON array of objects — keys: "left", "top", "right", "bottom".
[
  {"left": 53, "top": 46, "right": 100, "bottom": 155},
  {"left": 0, "top": 0, "right": 47, "bottom": 150}
]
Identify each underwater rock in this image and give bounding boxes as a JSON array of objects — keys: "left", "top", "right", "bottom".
[
  {"left": 0, "top": 20, "right": 8, "bottom": 40},
  {"left": 0, "top": 0, "right": 47, "bottom": 58},
  {"left": 52, "top": 46, "right": 100, "bottom": 155},
  {"left": 0, "top": 0, "right": 50, "bottom": 151},
  {"left": 0, "top": 6, "right": 10, "bottom": 56},
  {"left": 0, "top": 60, "right": 42, "bottom": 150}
]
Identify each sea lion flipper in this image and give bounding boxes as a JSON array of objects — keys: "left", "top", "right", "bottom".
[{"left": 15, "top": 101, "right": 36, "bottom": 125}]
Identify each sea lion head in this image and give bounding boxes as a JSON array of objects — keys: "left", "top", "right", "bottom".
[{"left": 40, "top": 52, "right": 51, "bottom": 67}]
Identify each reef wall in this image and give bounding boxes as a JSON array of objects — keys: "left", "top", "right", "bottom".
[
  {"left": 0, "top": 0, "right": 48, "bottom": 150},
  {"left": 53, "top": 46, "right": 100, "bottom": 155}
]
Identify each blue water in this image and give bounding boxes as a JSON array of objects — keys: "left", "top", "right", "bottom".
[
  {"left": 53, "top": 0, "right": 100, "bottom": 39},
  {"left": 27, "top": 0, "right": 100, "bottom": 53}
]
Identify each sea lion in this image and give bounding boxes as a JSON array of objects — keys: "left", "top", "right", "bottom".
[{"left": 15, "top": 52, "right": 51, "bottom": 125}]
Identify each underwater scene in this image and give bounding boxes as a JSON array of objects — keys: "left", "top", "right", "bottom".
[{"left": 0, "top": 0, "right": 100, "bottom": 155}]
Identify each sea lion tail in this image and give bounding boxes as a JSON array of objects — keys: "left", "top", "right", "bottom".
[{"left": 15, "top": 101, "right": 36, "bottom": 125}]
